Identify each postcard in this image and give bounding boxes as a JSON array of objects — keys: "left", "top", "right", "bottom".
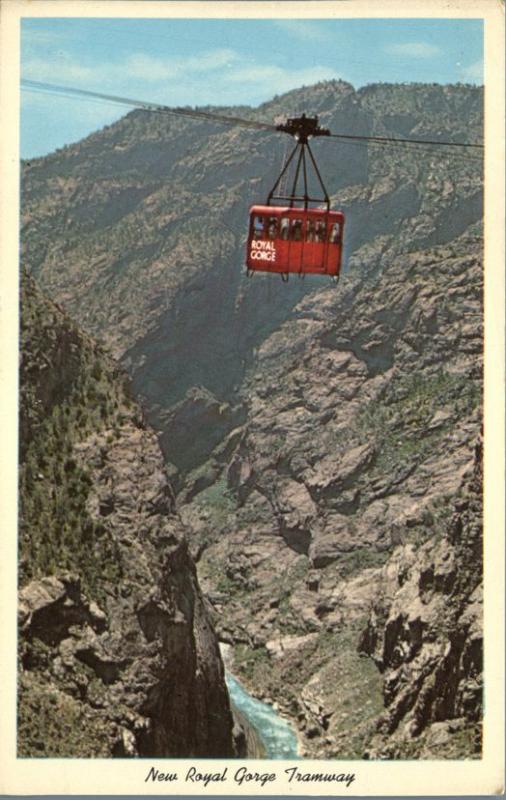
[{"left": 0, "top": 0, "right": 504, "bottom": 795}]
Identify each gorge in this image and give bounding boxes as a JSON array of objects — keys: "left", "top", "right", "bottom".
[{"left": 19, "top": 79, "right": 483, "bottom": 759}]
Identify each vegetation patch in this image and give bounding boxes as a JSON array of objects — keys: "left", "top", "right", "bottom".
[
  {"left": 335, "top": 547, "right": 390, "bottom": 579},
  {"left": 19, "top": 272, "right": 131, "bottom": 602},
  {"left": 18, "top": 674, "right": 114, "bottom": 757},
  {"left": 196, "top": 478, "right": 236, "bottom": 523},
  {"left": 356, "top": 370, "right": 481, "bottom": 472}
]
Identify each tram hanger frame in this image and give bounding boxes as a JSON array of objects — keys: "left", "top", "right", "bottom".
[{"left": 267, "top": 114, "right": 331, "bottom": 211}]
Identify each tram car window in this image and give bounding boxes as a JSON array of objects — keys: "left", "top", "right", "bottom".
[
  {"left": 329, "top": 222, "right": 341, "bottom": 243},
  {"left": 291, "top": 219, "right": 303, "bottom": 241},
  {"left": 253, "top": 215, "right": 265, "bottom": 239},
  {"left": 267, "top": 217, "right": 278, "bottom": 239},
  {"left": 315, "top": 221, "right": 325, "bottom": 242}
]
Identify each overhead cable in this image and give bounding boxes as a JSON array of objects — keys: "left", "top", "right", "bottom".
[{"left": 21, "top": 78, "right": 484, "bottom": 152}]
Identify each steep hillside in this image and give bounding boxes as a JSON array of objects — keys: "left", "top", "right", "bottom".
[
  {"left": 18, "top": 271, "right": 236, "bottom": 758},
  {"left": 20, "top": 79, "right": 483, "bottom": 760}
]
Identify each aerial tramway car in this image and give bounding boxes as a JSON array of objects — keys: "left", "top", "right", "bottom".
[{"left": 246, "top": 114, "right": 345, "bottom": 281}]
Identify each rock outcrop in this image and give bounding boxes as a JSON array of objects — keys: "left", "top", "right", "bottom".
[
  {"left": 18, "top": 272, "right": 236, "bottom": 758},
  {"left": 358, "top": 438, "right": 483, "bottom": 758}
]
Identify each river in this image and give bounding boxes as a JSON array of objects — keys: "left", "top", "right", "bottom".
[{"left": 225, "top": 671, "right": 299, "bottom": 759}]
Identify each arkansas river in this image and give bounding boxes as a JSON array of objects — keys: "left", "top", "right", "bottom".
[{"left": 225, "top": 671, "right": 299, "bottom": 759}]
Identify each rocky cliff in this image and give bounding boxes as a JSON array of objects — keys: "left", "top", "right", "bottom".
[
  {"left": 18, "top": 271, "right": 236, "bottom": 757},
  {"left": 183, "top": 228, "right": 482, "bottom": 759},
  {"left": 358, "top": 437, "right": 483, "bottom": 758},
  {"left": 20, "top": 79, "right": 483, "bottom": 759}
]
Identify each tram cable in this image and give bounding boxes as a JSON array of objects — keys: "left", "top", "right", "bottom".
[
  {"left": 315, "top": 134, "right": 483, "bottom": 163},
  {"left": 21, "top": 79, "right": 484, "bottom": 153}
]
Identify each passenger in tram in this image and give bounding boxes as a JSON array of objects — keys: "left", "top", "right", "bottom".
[
  {"left": 306, "top": 220, "right": 315, "bottom": 242},
  {"left": 315, "top": 220, "right": 326, "bottom": 242},
  {"left": 329, "top": 222, "right": 341, "bottom": 244},
  {"left": 291, "top": 219, "right": 303, "bottom": 241},
  {"left": 267, "top": 217, "right": 277, "bottom": 239},
  {"left": 280, "top": 218, "right": 290, "bottom": 240},
  {"left": 253, "top": 216, "right": 265, "bottom": 239}
]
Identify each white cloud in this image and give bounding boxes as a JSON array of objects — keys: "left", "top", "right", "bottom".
[
  {"left": 460, "top": 59, "right": 483, "bottom": 82},
  {"left": 184, "top": 49, "right": 240, "bottom": 72},
  {"left": 22, "top": 48, "right": 242, "bottom": 87},
  {"left": 227, "top": 63, "right": 341, "bottom": 91},
  {"left": 386, "top": 41, "right": 440, "bottom": 59},
  {"left": 123, "top": 49, "right": 239, "bottom": 82},
  {"left": 274, "top": 20, "right": 333, "bottom": 43},
  {"left": 123, "top": 54, "right": 180, "bottom": 82},
  {"left": 23, "top": 56, "right": 96, "bottom": 83}
]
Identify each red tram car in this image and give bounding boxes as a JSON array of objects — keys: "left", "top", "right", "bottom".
[
  {"left": 245, "top": 115, "right": 345, "bottom": 282},
  {"left": 246, "top": 205, "right": 344, "bottom": 277}
]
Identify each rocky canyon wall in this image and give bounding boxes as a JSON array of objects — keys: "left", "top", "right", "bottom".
[{"left": 18, "top": 271, "right": 236, "bottom": 757}]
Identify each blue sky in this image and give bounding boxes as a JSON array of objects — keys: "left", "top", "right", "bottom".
[{"left": 21, "top": 17, "right": 483, "bottom": 159}]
